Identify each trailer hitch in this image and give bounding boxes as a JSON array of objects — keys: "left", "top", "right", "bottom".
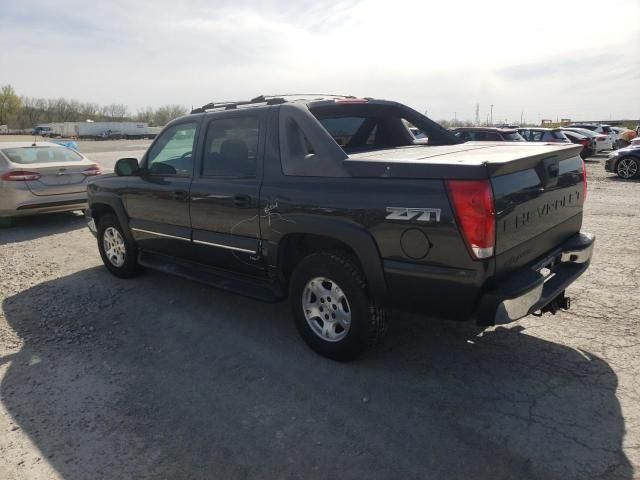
[{"left": 538, "top": 291, "right": 571, "bottom": 315}]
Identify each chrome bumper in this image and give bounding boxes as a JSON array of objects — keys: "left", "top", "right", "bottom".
[{"left": 477, "top": 232, "right": 595, "bottom": 325}]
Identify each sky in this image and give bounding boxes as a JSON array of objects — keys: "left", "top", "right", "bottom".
[{"left": 1, "top": 0, "right": 639, "bottom": 123}]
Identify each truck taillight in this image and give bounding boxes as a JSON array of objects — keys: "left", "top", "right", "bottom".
[
  {"left": 1, "top": 170, "right": 42, "bottom": 181},
  {"left": 446, "top": 179, "right": 495, "bottom": 259},
  {"left": 83, "top": 164, "right": 103, "bottom": 176},
  {"left": 582, "top": 159, "right": 588, "bottom": 202}
]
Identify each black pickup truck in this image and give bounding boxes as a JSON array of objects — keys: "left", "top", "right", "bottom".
[{"left": 85, "top": 95, "right": 594, "bottom": 360}]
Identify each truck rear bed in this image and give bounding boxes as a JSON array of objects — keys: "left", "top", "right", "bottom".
[{"left": 344, "top": 142, "right": 586, "bottom": 277}]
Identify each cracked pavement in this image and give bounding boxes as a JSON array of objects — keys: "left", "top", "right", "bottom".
[{"left": 0, "top": 153, "right": 638, "bottom": 479}]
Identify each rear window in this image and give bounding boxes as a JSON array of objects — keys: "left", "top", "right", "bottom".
[
  {"left": 501, "top": 132, "right": 524, "bottom": 141},
  {"left": 551, "top": 130, "right": 567, "bottom": 140},
  {"left": 318, "top": 117, "right": 370, "bottom": 147},
  {"left": 1, "top": 147, "right": 83, "bottom": 164},
  {"left": 601, "top": 126, "right": 612, "bottom": 133}
]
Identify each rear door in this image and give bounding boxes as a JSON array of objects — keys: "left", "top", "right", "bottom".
[
  {"left": 189, "top": 111, "right": 265, "bottom": 276},
  {"left": 124, "top": 120, "right": 199, "bottom": 257}
]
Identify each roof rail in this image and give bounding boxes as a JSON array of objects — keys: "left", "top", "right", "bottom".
[{"left": 190, "top": 93, "right": 356, "bottom": 114}]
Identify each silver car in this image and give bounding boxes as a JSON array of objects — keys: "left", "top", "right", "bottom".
[{"left": 0, "top": 142, "right": 101, "bottom": 218}]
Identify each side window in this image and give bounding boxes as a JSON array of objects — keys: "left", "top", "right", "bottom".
[
  {"left": 531, "top": 131, "right": 544, "bottom": 141},
  {"left": 202, "top": 116, "right": 259, "bottom": 177},
  {"left": 485, "top": 132, "right": 501, "bottom": 141},
  {"left": 147, "top": 122, "right": 197, "bottom": 176},
  {"left": 473, "top": 132, "right": 488, "bottom": 141}
]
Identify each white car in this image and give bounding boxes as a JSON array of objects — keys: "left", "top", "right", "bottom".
[
  {"left": 567, "top": 124, "right": 616, "bottom": 149},
  {"left": 563, "top": 127, "right": 612, "bottom": 153}
]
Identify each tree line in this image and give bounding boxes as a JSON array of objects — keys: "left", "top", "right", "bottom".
[{"left": 0, "top": 85, "right": 188, "bottom": 129}]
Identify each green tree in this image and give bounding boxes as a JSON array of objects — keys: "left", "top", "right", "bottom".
[
  {"left": 154, "top": 104, "right": 188, "bottom": 126},
  {"left": 0, "top": 85, "right": 22, "bottom": 126}
]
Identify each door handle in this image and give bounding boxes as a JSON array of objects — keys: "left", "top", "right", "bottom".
[
  {"left": 171, "top": 191, "right": 188, "bottom": 201},
  {"left": 233, "top": 194, "right": 251, "bottom": 207}
]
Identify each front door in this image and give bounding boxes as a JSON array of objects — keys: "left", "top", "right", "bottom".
[
  {"left": 189, "top": 113, "right": 264, "bottom": 276},
  {"left": 124, "top": 120, "right": 199, "bottom": 257}
]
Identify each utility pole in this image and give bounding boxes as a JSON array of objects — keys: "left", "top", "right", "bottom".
[
  {"left": 454, "top": 111, "right": 457, "bottom": 125},
  {"left": 475, "top": 103, "right": 479, "bottom": 125},
  {"left": 490, "top": 104, "right": 494, "bottom": 126}
]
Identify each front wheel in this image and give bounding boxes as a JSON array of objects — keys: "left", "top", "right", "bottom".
[
  {"left": 616, "top": 157, "right": 640, "bottom": 179},
  {"left": 97, "top": 213, "right": 142, "bottom": 278},
  {"left": 289, "top": 252, "right": 387, "bottom": 361}
]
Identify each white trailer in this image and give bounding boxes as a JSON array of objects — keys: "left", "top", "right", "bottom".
[{"left": 37, "top": 122, "right": 160, "bottom": 139}]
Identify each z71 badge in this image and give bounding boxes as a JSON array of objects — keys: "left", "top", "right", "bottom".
[{"left": 385, "top": 207, "right": 441, "bottom": 222}]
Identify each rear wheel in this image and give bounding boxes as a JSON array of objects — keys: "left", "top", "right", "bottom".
[
  {"left": 616, "top": 157, "right": 640, "bottom": 179},
  {"left": 289, "top": 252, "right": 387, "bottom": 361},
  {"left": 97, "top": 213, "right": 142, "bottom": 278}
]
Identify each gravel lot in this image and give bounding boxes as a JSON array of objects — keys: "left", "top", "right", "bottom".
[{"left": 0, "top": 147, "right": 638, "bottom": 480}]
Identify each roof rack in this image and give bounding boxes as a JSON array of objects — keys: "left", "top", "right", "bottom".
[{"left": 190, "top": 93, "right": 356, "bottom": 114}]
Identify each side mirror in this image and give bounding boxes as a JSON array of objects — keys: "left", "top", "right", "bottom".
[{"left": 114, "top": 158, "right": 140, "bottom": 176}]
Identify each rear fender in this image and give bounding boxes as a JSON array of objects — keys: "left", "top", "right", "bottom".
[{"left": 265, "top": 214, "right": 388, "bottom": 303}]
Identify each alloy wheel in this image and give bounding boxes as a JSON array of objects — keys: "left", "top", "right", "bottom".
[
  {"left": 103, "top": 227, "right": 126, "bottom": 267},
  {"left": 617, "top": 158, "right": 638, "bottom": 179},
  {"left": 302, "top": 277, "right": 351, "bottom": 342}
]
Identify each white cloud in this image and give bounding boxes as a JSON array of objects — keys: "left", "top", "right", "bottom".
[{"left": 1, "top": 0, "right": 638, "bottom": 121}]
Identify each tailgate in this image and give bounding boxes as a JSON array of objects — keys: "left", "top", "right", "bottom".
[{"left": 490, "top": 144, "right": 585, "bottom": 276}]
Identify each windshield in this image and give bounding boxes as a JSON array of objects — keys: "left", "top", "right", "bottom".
[{"left": 1, "top": 146, "right": 84, "bottom": 164}]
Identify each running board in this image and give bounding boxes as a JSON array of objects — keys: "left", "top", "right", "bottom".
[{"left": 138, "top": 251, "right": 284, "bottom": 303}]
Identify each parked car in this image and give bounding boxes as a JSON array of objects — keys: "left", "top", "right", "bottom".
[
  {"left": 562, "top": 130, "right": 594, "bottom": 159},
  {"left": 605, "top": 144, "right": 640, "bottom": 179},
  {"left": 0, "top": 142, "right": 102, "bottom": 218},
  {"left": 450, "top": 127, "right": 525, "bottom": 142},
  {"left": 610, "top": 127, "right": 636, "bottom": 148},
  {"left": 85, "top": 95, "right": 593, "bottom": 360},
  {"left": 562, "top": 127, "right": 612, "bottom": 153},
  {"left": 518, "top": 128, "right": 570, "bottom": 143},
  {"left": 32, "top": 126, "right": 53, "bottom": 137},
  {"left": 567, "top": 123, "right": 617, "bottom": 149}
]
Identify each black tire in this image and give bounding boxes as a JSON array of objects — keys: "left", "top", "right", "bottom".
[
  {"left": 96, "top": 213, "right": 142, "bottom": 278},
  {"left": 616, "top": 157, "right": 640, "bottom": 179},
  {"left": 289, "top": 251, "right": 387, "bottom": 361}
]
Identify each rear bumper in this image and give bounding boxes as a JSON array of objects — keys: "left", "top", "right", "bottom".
[
  {"left": 383, "top": 232, "right": 594, "bottom": 325},
  {"left": 0, "top": 188, "right": 87, "bottom": 217},
  {"left": 475, "top": 232, "right": 595, "bottom": 325}
]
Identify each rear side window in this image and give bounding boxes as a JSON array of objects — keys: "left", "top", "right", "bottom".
[
  {"left": 202, "top": 117, "right": 259, "bottom": 177},
  {"left": 551, "top": 130, "right": 567, "bottom": 140},
  {"left": 1, "top": 147, "right": 83, "bottom": 164}
]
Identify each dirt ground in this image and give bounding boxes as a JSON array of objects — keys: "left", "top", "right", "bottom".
[{"left": 0, "top": 152, "right": 638, "bottom": 479}]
